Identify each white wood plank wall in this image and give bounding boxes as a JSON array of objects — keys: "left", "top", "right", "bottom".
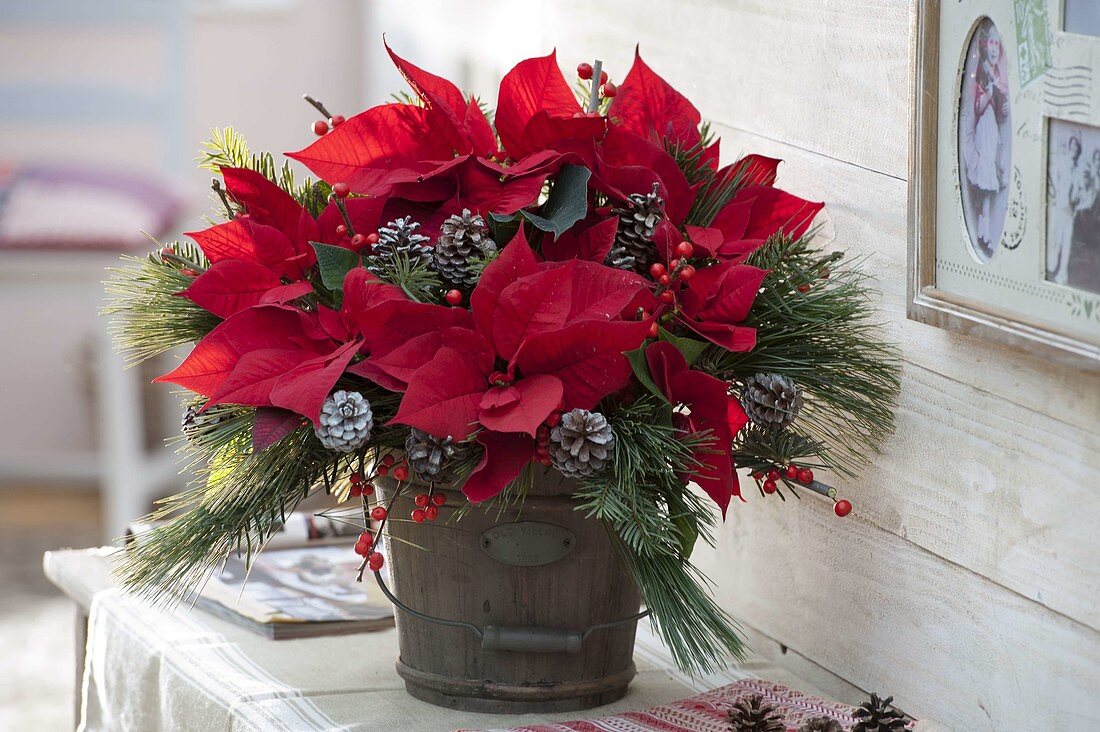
[{"left": 536, "top": 1, "right": 1100, "bottom": 728}]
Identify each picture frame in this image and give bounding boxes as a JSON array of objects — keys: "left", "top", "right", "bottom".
[{"left": 909, "top": 0, "right": 1100, "bottom": 369}]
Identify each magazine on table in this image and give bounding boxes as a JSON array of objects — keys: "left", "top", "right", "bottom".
[{"left": 127, "top": 513, "right": 394, "bottom": 639}]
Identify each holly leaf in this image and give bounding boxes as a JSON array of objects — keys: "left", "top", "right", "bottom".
[
  {"left": 311, "top": 242, "right": 360, "bottom": 292},
  {"left": 518, "top": 164, "right": 590, "bottom": 240},
  {"left": 252, "top": 407, "right": 303, "bottom": 452},
  {"left": 624, "top": 345, "right": 666, "bottom": 401},
  {"left": 673, "top": 514, "right": 699, "bottom": 559},
  {"left": 657, "top": 327, "right": 709, "bottom": 365}
]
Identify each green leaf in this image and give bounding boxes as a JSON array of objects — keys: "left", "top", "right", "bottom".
[
  {"left": 624, "top": 345, "right": 666, "bottom": 401},
  {"left": 310, "top": 242, "right": 359, "bottom": 291},
  {"left": 672, "top": 514, "right": 699, "bottom": 559},
  {"left": 519, "top": 164, "right": 591, "bottom": 240},
  {"left": 657, "top": 327, "right": 709, "bottom": 365}
]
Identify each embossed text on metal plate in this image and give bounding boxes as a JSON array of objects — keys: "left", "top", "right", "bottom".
[{"left": 478, "top": 521, "right": 576, "bottom": 566}]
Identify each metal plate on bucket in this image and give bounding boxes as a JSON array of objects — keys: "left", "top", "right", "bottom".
[{"left": 478, "top": 521, "right": 576, "bottom": 567}]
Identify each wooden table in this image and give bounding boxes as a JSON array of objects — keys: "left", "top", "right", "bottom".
[{"left": 42, "top": 547, "right": 912, "bottom": 731}]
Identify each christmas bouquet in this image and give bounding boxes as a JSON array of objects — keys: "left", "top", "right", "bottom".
[{"left": 108, "top": 44, "right": 899, "bottom": 672}]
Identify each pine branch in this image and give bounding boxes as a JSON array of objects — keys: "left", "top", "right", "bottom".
[
  {"left": 573, "top": 396, "right": 745, "bottom": 673},
  {"left": 367, "top": 251, "right": 446, "bottom": 304},
  {"left": 198, "top": 127, "right": 326, "bottom": 216},
  {"left": 118, "top": 420, "right": 338, "bottom": 605},
  {"left": 103, "top": 248, "right": 220, "bottom": 366},
  {"left": 699, "top": 235, "right": 901, "bottom": 475}
]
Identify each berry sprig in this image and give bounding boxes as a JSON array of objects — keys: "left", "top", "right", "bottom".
[
  {"left": 749, "top": 464, "right": 853, "bottom": 517},
  {"left": 647, "top": 239, "right": 697, "bottom": 322},
  {"left": 304, "top": 94, "right": 346, "bottom": 136}
]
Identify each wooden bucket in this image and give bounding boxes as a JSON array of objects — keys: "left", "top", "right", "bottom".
[{"left": 378, "top": 471, "right": 643, "bottom": 713}]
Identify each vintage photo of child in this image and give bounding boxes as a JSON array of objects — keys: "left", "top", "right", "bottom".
[
  {"left": 1047, "top": 119, "right": 1100, "bottom": 295},
  {"left": 958, "top": 19, "right": 1011, "bottom": 262}
]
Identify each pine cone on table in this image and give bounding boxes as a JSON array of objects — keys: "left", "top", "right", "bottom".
[
  {"left": 432, "top": 209, "right": 496, "bottom": 287},
  {"left": 314, "top": 391, "right": 373, "bottom": 453},
  {"left": 607, "top": 182, "right": 664, "bottom": 273},
  {"left": 405, "top": 428, "right": 469, "bottom": 483},
  {"left": 365, "top": 216, "right": 433, "bottom": 273},
  {"left": 548, "top": 408, "right": 615, "bottom": 479},
  {"left": 851, "top": 693, "right": 908, "bottom": 732},
  {"left": 740, "top": 373, "right": 804, "bottom": 430},
  {"left": 798, "top": 717, "right": 843, "bottom": 732},
  {"left": 725, "top": 694, "right": 785, "bottom": 732}
]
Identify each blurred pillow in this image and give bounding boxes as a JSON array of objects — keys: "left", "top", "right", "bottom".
[{"left": 0, "top": 165, "right": 183, "bottom": 251}]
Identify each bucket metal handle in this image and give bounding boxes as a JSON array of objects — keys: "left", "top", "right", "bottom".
[{"left": 372, "top": 571, "right": 650, "bottom": 654}]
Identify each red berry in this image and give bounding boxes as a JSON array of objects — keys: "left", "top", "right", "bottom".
[
  {"left": 382, "top": 454, "right": 395, "bottom": 466},
  {"left": 361, "top": 482, "right": 374, "bottom": 496},
  {"left": 393, "top": 466, "right": 409, "bottom": 481},
  {"left": 377, "top": 465, "right": 389, "bottom": 477},
  {"left": 411, "top": 508, "right": 427, "bottom": 523},
  {"left": 669, "top": 259, "right": 681, "bottom": 272},
  {"left": 546, "top": 412, "right": 562, "bottom": 427},
  {"left": 366, "top": 232, "right": 380, "bottom": 245},
  {"left": 371, "top": 506, "right": 387, "bottom": 521},
  {"left": 312, "top": 119, "right": 329, "bottom": 136},
  {"left": 349, "top": 472, "right": 362, "bottom": 485},
  {"left": 834, "top": 499, "right": 852, "bottom": 517},
  {"left": 425, "top": 505, "right": 439, "bottom": 521},
  {"left": 601, "top": 82, "right": 617, "bottom": 98},
  {"left": 159, "top": 246, "right": 174, "bottom": 258},
  {"left": 445, "top": 289, "right": 463, "bottom": 305},
  {"left": 798, "top": 468, "right": 814, "bottom": 484},
  {"left": 648, "top": 322, "right": 659, "bottom": 338},
  {"left": 354, "top": 540, "right": 369, "bottom": 556},
  {"left": 658, "top": 274, "right": 671, "bottom": 286},
  {"left": 536, "top": 424, "right": 550, "bottom": 440},
  {"left": 679, "top": 265, "right": 696, "bottom": 281},
  {"left": 181, "top": 268, "right": 199, "bottom": 277},
  {"left": 351, "top": 233, "right": 365, "bottom": 248},
  {"left": 350, "top": 485, "right": 362, "bottom": 498},
  {"left": 797, "top": 284, "right": 811, "bottom": 293},
  {"left": 751, "top": 471, "right": 764, "bottom": 480},
  {"left": 658, "top": 290, "right": 675, "bottom": 304},
  {"left": 336, "top": 224, "right": 347, "bottom": 236},
  {"left": 358, "top": 531, "right": 373, "bottom": 546},
  {"left": 367, "top": 552, "right": 384, "bottom": 571},
  {"left": 330, "top": 114, "right": 345, "bottom": 127},
  {"left": 762, "top": 479, "right": 778, "bottom": 494},
  {"left": 599, "top": 71, "right": 608, "bottom": 85},
  {"left": 332, "top": 181, "right": 350, "bottom": 198},
  {"left": 785, "top": 464, "right": 800, "bottom": 479},
  {"left": 649, "top": 263, "right": 667, "bottom": 279},
  {"left": 675, "top": 241, "right": 694, "bottom": 258},
  {"left": 414, "top": 493, "right": 430, "bottom": 508},
  {"left": 431, "top": 493, "right": 446, "bottom": 506},
  {"left": 767, "top": 469, "right": 780, "bottom": 481},
  {"left": 577, "top": 62, "right": 593, "bottom": 80}
]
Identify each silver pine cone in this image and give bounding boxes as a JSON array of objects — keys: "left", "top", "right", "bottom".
[
  {"left": 433, "top": 209, "right": 496, "bottom": 287},
  {"left": 607, "top": 182, "right": 664, "bottom": 273},
  {"left": 405, "top": 428, "right": 469, "bottom": 483},
  {"left": 365, "top": 216, "right": 432, "bottom": 273},
  {"left": 740, "top": 373, "right": 804, "bottom": 430},
  {"left": 548, "top": 408, "right": 615, "bottom": 479},
  {"left": 314, "top": 390, "right": 373, "bottom": 453},
  {"left": 798, "top": 717, "right": 843, "bottom": 732}
]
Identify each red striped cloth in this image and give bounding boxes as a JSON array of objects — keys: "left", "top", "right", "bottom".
[{"left": 458, "top": 679, "right": 904, "bottom": 732}]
